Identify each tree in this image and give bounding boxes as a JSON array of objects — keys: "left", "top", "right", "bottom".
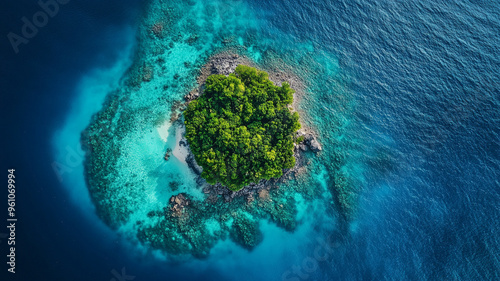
[{"left": 184, "top": 65, "right": 300, "bottom": 191}]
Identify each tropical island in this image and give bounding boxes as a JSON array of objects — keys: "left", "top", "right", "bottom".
[
  {"left": 184, "top": 65, "right": 301, "bottom": 191},
  {"left": 82, "top": 51, "right": 325, "bottom": 256},
  {"left": 77, "top": 0, "right": 358, "bottom": 259}
]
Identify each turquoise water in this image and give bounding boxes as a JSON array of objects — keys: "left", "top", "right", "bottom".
[{"left": 46, "top": 0, "right": 500, "bottom": 280}]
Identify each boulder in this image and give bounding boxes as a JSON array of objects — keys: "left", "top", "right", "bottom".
[
  {"left": 304, "top": 133, "right": 314, "bottom": 142},
  {"left": 184, "top": 90, "right": 200, "bottom": 101},
  {"left": 309, "top": 139, "right": 322, "bottom": 152},
  {"left": 296, "top": 130, "right": 322, "bottom": 152},
  {"left": 186, "top": 153, "right": 203, "bottom": 175},
  {"left": 169, "top": 193, "right": 189, "bottom": 215}
]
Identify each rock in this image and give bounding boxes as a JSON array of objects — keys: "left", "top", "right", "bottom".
[
  {"left": 304, "top": 133, "right": 314, "bottom": 142},
  {"left": 309, "top": 139, "right": 322, "bottom": 152},
  {"left": 296, "top": 130, "right": 322, "bottom": 152},
  {"left": 169, "top": 193, "right": 189, "bottom": 216},
  {"left": 164, "top": 148, "right": 172, "bottom": 161},
  {"left": 150, "top": 22, "right": 164, "bottom": 38},
  {"left": 247, "top": 193, "right": 254, "bottom": 204},
  {"left": 186, "top": 34, "right": 199, "bottom": 45},
  {"left": 170, "top": 113, "right": 179, "bottom": 123},
  {"left": 230, "top": 215, "right": 263, "bottom": 249},
  {"left": 184, "top": 90, "right": 200, "bottom": 101},
  {"left": 210, "top": 56, "right": 239, "bottom": 75},
  {"left": 169, "top": 181, "right": 180, "bottom": 191},
  {"left": 186, "top": 153, "right": 203, "bottom": 175},
  {"left": 142, "top": 65, "right": 153, "bottom": 82},
  {"left": 195, "top": 176, "right": 206, "bottom": 186},
  {"left": 258, "top": 189, "right": 270, "bottom": 201}
]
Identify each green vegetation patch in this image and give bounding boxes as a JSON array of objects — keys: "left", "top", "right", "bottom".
[{"left": 184, "top": 65, "right": 301, "bottom": 191}]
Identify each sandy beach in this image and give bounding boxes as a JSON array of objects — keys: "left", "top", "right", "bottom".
[{"left": 156, "top": 119, "right": 188, "bottom": 164}]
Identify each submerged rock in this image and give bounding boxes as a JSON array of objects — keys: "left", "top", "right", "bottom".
[
  {"left": 184, "top": 90, "right": 200, "bottom": 101},
  {"left": 297, "top": 130, "right": 322, "bottom": 152},
  {"left": 230, "top": 214, "right": 263, "bottom": 250},
  {"left": 309, "top": 139, "right": 322, "bottom": 152},
  {"left": 186, "top": 152, "right": 203, "bottom": 175},
  {"left": 169, "top": 193, "right": 189, "bottom": 216},
  {"left": 164, "top": 148, "right": 172, "bottom": 161}
]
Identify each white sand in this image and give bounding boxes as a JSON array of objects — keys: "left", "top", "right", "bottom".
[
  {"left": 156, "top": 119, "right": 188, "bottom": 163},
  {"left": 172, "top": 125, "right": 188, "bottom": 163},
  {"left": 156, "top": 120, "right": 170, "bottom": 142}
]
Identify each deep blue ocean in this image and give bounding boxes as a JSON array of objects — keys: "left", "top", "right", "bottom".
[{"left": 1, "top": 0, "right": 499, "bottom": 280}]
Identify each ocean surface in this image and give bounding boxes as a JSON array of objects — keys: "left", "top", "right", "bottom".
[{"left": 1, "top": 0, "right": 499, "bottom": 280}]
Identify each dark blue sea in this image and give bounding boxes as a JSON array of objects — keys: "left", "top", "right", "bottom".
[{"left": 1, "top": 0, "right": 499, "bottom": 280}]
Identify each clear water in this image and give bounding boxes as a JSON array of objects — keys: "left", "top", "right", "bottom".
[{"left": 2, "top": 0, "right": 498, "bottom": 280}]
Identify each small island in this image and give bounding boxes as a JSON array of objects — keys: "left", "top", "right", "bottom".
[
  {"left": 82, "top": 50, "right": 324, "bottom": 255},
  {"left": 184, "top": 65, "right": 301, "bottom": 191}
]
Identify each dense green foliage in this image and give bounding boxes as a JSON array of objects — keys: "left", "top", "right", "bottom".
[{"left": 184, "top": 65, "right": 301, "bottom": 191}]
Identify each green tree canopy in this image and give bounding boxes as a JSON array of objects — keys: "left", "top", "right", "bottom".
[{"left": 184, "top": 65, "right": 300, "bottom": 191}]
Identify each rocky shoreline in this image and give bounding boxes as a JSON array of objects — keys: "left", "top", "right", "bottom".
[{"left": 175, "top": 52, "right": 322, "bottom": 203}]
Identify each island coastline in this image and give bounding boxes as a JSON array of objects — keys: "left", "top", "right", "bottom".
[{"left": 171, "top": 51, "right": 322, "bottom": 202}]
